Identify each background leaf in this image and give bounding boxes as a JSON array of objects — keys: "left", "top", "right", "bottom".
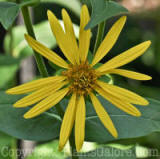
[
  {"left": 0, "top": 91, "right": 61, "bottom": 141},
  {"left": 1, "top": 89, "right": 160, "bottom": 144},
  {"left": 0, "top": 55, "right": 20, "bottom": 89},
  {"left": 85, "top": 0, "right": 128, "bottom": 29},
  {"left": 41, "top": 0, "right": 81, "bottom": 16},
  {"left": 0, "top": 2, "right": 20, "bottom": 30},
  {"left": 85, "top": 97, "right": 160, "bottom": 143}
]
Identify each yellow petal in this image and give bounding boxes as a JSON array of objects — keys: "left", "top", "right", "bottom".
[
  {"left": 59, "top": 93, "right": 77, "bottom": 151},
  {"left": 90, "top": 93, "right": 118, "bottom": 138},
  {"left": 105, "top": 69, "right": 152, "bottom": 80},
  {"left": 95, "top": 87, "right": 141, "bottom": 117},
  {"left": 79, "top": 5, "right": 91, "bottom": 62},
  {"left": 6, "top": 76, "right": 66, "bottom": 94},
  {"left": 24, "top": 88, "right": 69, "bottom": 119},
  {"left": 25, "top": 34, "right": 68, "bottom": 68},
  {"left": 14, "top": 81, "right": 68, "bottom": 107},
  {"left": 97, "top": 80, "right": 149, "bottom": 105},
  {"left": 47, "top": 10, "right": 76, "bottom": 64},
  {"left": 75, "top": 95, "right": 85, "bottom": 152},
  {"left": 97, "top": 41, "right": 151, "bottom": 73},
  {"left": 91, "top": 16, "right": 126, "bottom": 66},
  {"left": 62, "top": 9, "right": 79, "bottom": 64}
]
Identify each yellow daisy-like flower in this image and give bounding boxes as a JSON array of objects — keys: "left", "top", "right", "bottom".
[{"left": 6, "top": 5, "right": 151, "bottom": 152}]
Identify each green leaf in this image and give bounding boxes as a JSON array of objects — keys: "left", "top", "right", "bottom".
[
  {"left": 0, "top": 91, "right": 61, "bottom": 141},
  {"left": 41, "top": 0, "right": 81, "bottom": 16},
  {"left": 85, "top": 0, "right": 128, "bottom": 29},
  {"left": 87, "top": 51, "right": 94, "bottom": 64},
  {"left": 0, "top": 55, "right": 20, "bottom": 88},
  {"left": 85, "top": 97, "right": 160, "bottom": 143},
  {"left": 79, "top": 146, "right": 136, "bottom": 159},
  {"left": 0, "top": 2, "right": 20, "bottom": 30},
  {"left": 99, "top": 74, "right": 113, "bottom": 84},
  {"left": 20, "top": 0, "right": 40, "bottom": 7},
  {"left": 1, "top": 88, "right": 160, "bottom": 144}
]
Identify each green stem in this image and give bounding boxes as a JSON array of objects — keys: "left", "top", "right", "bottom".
[
  {"left": 93, "top": 21, "right": 106, "bottom": 54},
  {"left": 55, "top": 104, "right": 64, "bottom": 119},
  {"left": 8, "top": 26, "right": 14, "bottom": 56},
  {"left": 69, "top": 130, "right": 79, "bottom": 159},
  {"left": 21, "top": 6, "right": 48, "bottom": 77}
]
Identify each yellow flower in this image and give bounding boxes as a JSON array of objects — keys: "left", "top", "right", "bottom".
[{"left": 6, "top": 5, "right": 151, "bottom": 152}]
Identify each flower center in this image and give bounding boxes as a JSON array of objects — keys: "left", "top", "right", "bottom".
[{"left": 62, "top": 63, "right": 98, "bottom": 95}]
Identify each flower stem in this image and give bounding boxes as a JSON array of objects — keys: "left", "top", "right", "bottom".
[
  {"left": 93, "top": 21, "right": 106, "bottom": 54},
  {"left": 69, "top": 130, "right": 79, "bottom": 159},
  {"left": 8, "top": 25, "right": 14, "bottom": 56},
  {"left": 21, "top": 6, "right": 48, "bottom": 77},
  {"left": 55, "top": 104, "right": 64, "bottom": 119}
]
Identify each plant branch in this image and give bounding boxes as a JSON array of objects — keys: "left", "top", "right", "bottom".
[
  {"left": 21, "top": 6, "right": 48, "bottom": 77},
  {"left": 69, "top": 130, "right": 79, "bottom": 159}
]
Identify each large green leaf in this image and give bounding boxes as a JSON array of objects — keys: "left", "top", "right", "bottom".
[
  {"left": 85, "top": 97, "right": 160, "bottom": 143},
  {"left": 0, "top": 91, "right": 61, "bottom": 141},
  {"left": 0, "top": 55, "right": 20, "bottom": 88},
  {"left": 85, "top": 0, "right": 128, "bottom": 29},
  {"left": 0, "top": 2, "right": 20, "bottom": 30},
  {"left": 1, "top": 89, "right": 160, "bottom": 143}
]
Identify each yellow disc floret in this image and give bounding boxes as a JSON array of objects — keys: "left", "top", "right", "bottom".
[{"left": 62, "top": 63, "right": 98, "bottom": 95}]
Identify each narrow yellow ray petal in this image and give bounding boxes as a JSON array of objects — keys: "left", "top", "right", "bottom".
[
  {"left": 14, "top": 81, "right": 68, "bottom": 107},
  {"left": 95, "top": 87, "right": 141, "bottom": 117},
  {"left": 91, "top": 16, "right": 126, "bottom": 66},
  {"left": 97, "top": 80, "right": 149, "bottom": 105},
  {"left": 97, "top": 41, "right": 151, "bottom": 73},
  {"left": 25, "top": 34, "right": 68, "bottom": 68},
  {"left": 47, "top": 10, "right": 75, "bottom": 64},
  {"left": 90, "top": 93, "right": 118, "bottom": 138},
  {"left": 75, "top": 95, "right": 85, "bottom": 152},
  {"left": 24, "top": 88, "right": 69, "bottom": 119},
  {"left": 59, "top": 93, "right": 77, "bottom": 151},
  {"left": 62, "top": 9, "right": 79, "bottom": 64},
  {"left": 6, "top": 76, "right": 66, "bottom": 94},
  {"left": 79, "top": 5, "right": 91, "bottom": 62},
  {"left": 104, "top": 69, "right": 152, "bottom": 80}
]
